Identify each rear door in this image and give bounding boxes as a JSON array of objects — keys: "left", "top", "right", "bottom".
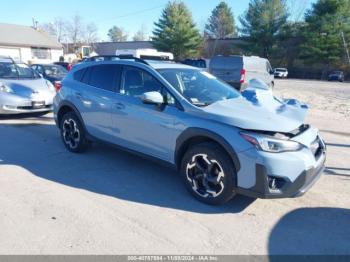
[
  {"left": 72, "top": 64, "right": 122, "bottom": 142},
  {"left": 209, "top": 56, "right": 242, "bottom": 87}
]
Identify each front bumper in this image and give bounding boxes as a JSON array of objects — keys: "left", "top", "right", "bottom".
[
  {"left": 237, "top": 155, "right": 325, "bottom": 199},
  {"left": 0, "top": 103, "right": 53, "bottom": 115},
  {"left": 236, "top": 134, "right": 326, "bottom": 199}
]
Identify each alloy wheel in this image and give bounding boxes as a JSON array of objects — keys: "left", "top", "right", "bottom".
[
  {"left": 186, "top": 154, "right": 225, "bottom": 198},
  {"left": 62, "top": 119, "right": 81, "bottom": 150}
]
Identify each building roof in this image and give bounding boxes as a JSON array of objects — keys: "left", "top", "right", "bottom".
[
  {"left": 0, "top": 23, "right": 62, "bottom": 49},
  {"left": 94, "top": 41, "right": 153, "bottom": 56}
]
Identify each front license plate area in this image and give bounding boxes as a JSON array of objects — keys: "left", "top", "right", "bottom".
[{"left": 32, "top": 101, "right": 45, "bottom": 109}]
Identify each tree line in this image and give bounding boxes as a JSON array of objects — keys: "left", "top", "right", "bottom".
[
  {"left": 41, "top": 0, "right": 350, "bottom": 70},
  {"left": 151, "top": 0, "right": 350, "bottom": 70}
]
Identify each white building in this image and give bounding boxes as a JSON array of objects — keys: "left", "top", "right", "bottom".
[{"left": 0, "top": 23, "right": 63, "bottom": 64}]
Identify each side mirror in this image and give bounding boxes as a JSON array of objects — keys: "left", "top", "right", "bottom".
[{"left": 141, "top": 91, "right": 164, "bottom": 105}]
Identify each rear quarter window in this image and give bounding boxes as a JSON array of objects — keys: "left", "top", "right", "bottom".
[
  {"left": 74, "top": 68, "right": 86, "bottom": 82},
  {"left": 88, "top": 65, "right": 121, "bottom": 92}
]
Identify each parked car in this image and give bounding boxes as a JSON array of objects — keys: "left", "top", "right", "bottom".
[
  {"left": 0, "top": 56, "right": 55, "bottom": 115},
  {"left": 116, "top": 48, "right": 174, "bottom": 61},
  {"left": 54, "top": 62, "right": 73, "bottom": 71},
  {"left": 54, "top": 58, "right": 326, "bottom": 205},
  {"left": 31, "top": 64, "right": 68, "bottom": 85},
  {"left": 182, "top": 59, "right": 210, "bottom": 71},
  {"left": 328, "top": 71, "right": 344, "bottom": 82},
  {"left": 274, "top": 68, "right": 288, "bottom": 78},
  {"left": 209, "top": 55, "right": 274, "bottom": 91}
]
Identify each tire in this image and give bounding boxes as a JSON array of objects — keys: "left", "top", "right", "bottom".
[
  {"left": 180, "top": 142, "right": 237, "bottom": 205},
  {"left": 59, "top": 112, "right": 89, "bottom": 153}
]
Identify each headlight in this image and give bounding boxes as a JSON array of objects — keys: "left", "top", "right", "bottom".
[
  {"left": 240, "top": 132, "right": 303, "bottom": 153},
  {"left": 45, "top": 80, "right": 55, "bottom": 92},
  {"left": 0, "top": 82, "right": 13, "bottom": 93}
]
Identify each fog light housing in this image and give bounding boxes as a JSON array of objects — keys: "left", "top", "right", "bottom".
[{"left": 268, "top": 176, "right": 287, "bottom": 192}]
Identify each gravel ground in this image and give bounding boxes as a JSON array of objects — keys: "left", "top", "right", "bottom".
[{"left": 0, "top": 79, "right": 349, "bottom": 255}]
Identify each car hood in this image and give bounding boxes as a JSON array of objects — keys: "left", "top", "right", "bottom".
[
  {"left": 198, "top": 80, "right": 309, "bottom": 133},
  {"left": 0, "top": 78, "right": 54, "bottom": 98}
]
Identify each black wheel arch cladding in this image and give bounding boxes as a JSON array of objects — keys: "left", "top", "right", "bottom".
[
  {"left": 175, "top": 127, "right": 241, "bottom": 172},
  {"left": 57, "top": 101, "right": 86, "bottom": 129}
]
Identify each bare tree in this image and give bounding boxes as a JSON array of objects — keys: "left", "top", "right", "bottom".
[
  {"left": 84, "top": 23, "right": 99, "bottom": 44},
  {"left": 66, "top": 15, "right": 84, "bottom": 47},
  {"left": 41, "top": 17, "right": 67, "bottom": 43},
  {"left": 133, "top": 25, "right": 148, "bottom": 41}
]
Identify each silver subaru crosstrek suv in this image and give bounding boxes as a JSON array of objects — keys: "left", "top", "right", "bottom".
[{"left": 54, "top": 57, "right": 326, "bottom": 205}]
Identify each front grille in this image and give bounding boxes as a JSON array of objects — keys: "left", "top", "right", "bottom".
[{"left": 17, "top": 105, "right": 52, "bottom": 110}]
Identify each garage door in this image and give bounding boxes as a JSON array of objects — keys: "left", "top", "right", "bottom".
[{"left": 0, "top": 47, "right": 21, "bottom": 61}]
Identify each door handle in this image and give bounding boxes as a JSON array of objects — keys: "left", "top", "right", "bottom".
[{"left": 114, "top": 102, "right": 125, "bottom": 110}]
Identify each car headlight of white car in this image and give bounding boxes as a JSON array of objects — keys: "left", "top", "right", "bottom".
[
  {"left": 0, "top": 82, "right": 14, "bottom": 93},
  {"left": 240, "top": 132, "right": 303, "bottom": 153}
]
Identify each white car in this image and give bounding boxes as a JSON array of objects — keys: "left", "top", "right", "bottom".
[
  {"left": 0, "top": 56, "right": 56, "bottom": 115},
  {"left": 274, "top": 68, "right": 288, "bottom": 78},
  {"left": 115, "top": 48, "right": 174, "bottom": 61}
]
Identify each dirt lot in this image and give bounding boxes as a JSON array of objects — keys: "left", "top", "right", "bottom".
[{"left": 0, "top": 79, "right": 349, "bottom": 255}]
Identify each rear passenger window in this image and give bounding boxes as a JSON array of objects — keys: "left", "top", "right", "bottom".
[
  {"left": 88, "top": 65, "right": 121, "bottom": 92},
  {"left": 81, "top": 67, "right": 91, "bottom": 84},
  {"left": 74, "top": 68, "right": 86, "bottom": 82}
]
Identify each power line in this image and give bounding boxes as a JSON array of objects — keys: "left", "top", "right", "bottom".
[{"left": 98, "top": 5, "right": 165, "bottom": 23}]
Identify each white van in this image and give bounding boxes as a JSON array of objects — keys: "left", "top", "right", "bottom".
[
  {"left": 115, "top": 49, "right": 174, "bottom": 61},
  {"left": 209, "top": 55, "right": 274, "bottom": 91}
]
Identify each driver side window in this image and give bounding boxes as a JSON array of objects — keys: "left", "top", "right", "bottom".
[{"left": 121, "top": 66, "right": 163, "bottom": 97}]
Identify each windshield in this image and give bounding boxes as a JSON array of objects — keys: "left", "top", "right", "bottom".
[
  {"left": 43, "top": 65, "right": 68, "bottom": 76},
  {"left": 158, "top": 68, "right": 241, "bottom": 107},
  {"left": 0, "top": 62, "right": 40, "bottom": 79},
  {"left": 275, "top": 68, "right": 286, "bottom": 72}
]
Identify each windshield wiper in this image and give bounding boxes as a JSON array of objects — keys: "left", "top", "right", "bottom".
[{"left": 192, "top": 102, "right": 211, "bottom": 107}]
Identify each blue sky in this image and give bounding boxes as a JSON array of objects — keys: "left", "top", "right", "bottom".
[{"left": 1, "top": 0, "right": 314, "bottom": 41}]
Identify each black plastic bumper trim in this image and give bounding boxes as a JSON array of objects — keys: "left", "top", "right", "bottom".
[{"left": 236, "top": 154, "right": 326, "bottom": 199}]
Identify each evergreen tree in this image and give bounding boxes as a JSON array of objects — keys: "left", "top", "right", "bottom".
[
  {"left": 108, "top": 26, "right": 128, "bottom": 42},
  {"left": 239, "top": 0, "right": 289, "bottom": 58},
  {"left": 205, "top": 1, "right": 237, "bottom": 39},
  {"left": 300, "top": 0, "right": 350, "bottom": 66},
  {"left": 152, "top": 1, "right": 202, "bottom": 59}
]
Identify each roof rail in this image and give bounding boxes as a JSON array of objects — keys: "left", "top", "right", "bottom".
[{"left": 84, "top": 55, "right": 149, "bottom": 66}]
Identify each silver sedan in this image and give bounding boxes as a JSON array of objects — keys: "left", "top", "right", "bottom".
[{"left": 0, "top": 60, "right": 56, "bottom": 115}]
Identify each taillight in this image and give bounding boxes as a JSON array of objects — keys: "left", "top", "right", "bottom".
[
  {"left": 54, "top": 81, "right": 62, "bottom": 92},
  {"left": 240, "top": 69, "right": 246, "bottom": 84}
]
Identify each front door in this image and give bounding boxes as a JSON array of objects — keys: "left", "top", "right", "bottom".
[{"left": 110, "top": 66, "right": 182, "bottom": 162}]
